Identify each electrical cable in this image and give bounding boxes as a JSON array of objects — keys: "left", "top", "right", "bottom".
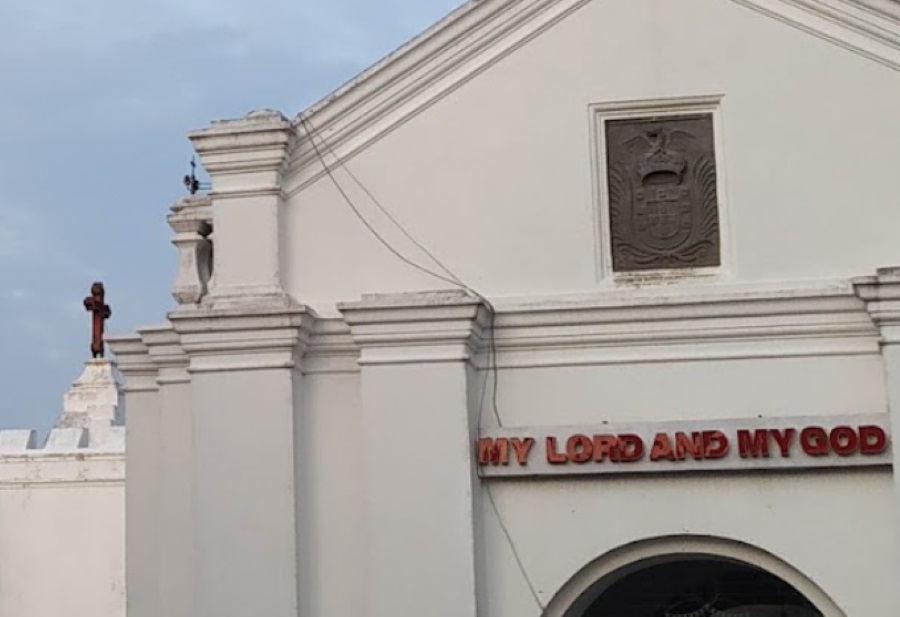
[
  {"left": 297, "top": 113, "right": 505, "bottom": 430},
  {"left": 300, "top": 116, "right": 464, "bottom": 291},
  {"left": 486, "top": 482, "right": 545, "bottom": 610},
  {"left": 297, "top": 113, "right": 543, "bottom": 611}
]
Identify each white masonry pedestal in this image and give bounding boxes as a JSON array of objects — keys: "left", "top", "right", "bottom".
[{"left": 53, "top": 358, "right": 125, "bottom": 449}]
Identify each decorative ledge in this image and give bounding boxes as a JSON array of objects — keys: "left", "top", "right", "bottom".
[
  {"left": 486, "top": 281, "right": 879, "bottom": 368},
  {"left": 339, "top": 290, "right": 491, "bottom": 365},
  {"left": 107, "top": 333, "right": 159, "bottom": 392},
  {"left": 854, "top": 266, "right": 900, "bottom": 343},
  {"left": 169, "top": 302, "right": 317, "bottom": 373},
  {"left": 284, "top": 0, "right": 900, "bottom": 196},
  {"left": 189, "top": 109, "right": 297, "bottom": 178}
]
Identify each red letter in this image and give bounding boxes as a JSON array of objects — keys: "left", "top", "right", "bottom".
[
  {"left": 675, "top": 432, "right": 703, "bottom": 461},
  {"left": 510, "top": 437, "right": 535, "bottom": 466},
  {"left": 650, "top": 433, "right": 675, "bottom": 461},
  {"left": 546, "top": 437, "right": 568, "bottom": 465},
  {"left": 618, "top": 434, "right": 645, "bottom": 462},
  {"left": 477, "top": 438, "right": 495, "bottom": 465},
  {"left": 859, "top": 425, "right": 888, "bottom": 455},
  {"left": 769, "top": 428, "right": 795, "bottom": 458},
  {"left": 830, "top": 426, "right": 858, "bottom": 456},
  {"left": 477, "top": 438, "right": 509, "bottom": 465},
  {"left": 702, "top": 431, "right": 729, "bottom": 459},
  {"left": 800, "top": 427, "right": 829, "bottom": 456},
  {"left": 592, "top": 435, "right": 619, "bottom": 463},
  {"left": 567, "top": 434, "right": 593, "bottom": 464},
  {"left": 738, "top": 429, "right": 770, "bottom": 458}
]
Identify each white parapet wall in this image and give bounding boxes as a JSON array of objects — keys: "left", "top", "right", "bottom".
[{"left": 0, "top": 359, "right": 126, "bottom": 617}]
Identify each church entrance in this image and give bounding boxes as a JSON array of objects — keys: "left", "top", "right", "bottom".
[{"left": 574, "top": 556, "right": 822, "bottom": 617}]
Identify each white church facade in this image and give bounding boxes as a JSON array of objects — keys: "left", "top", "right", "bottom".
[{"left": 4, "top": 0, "right": 900, "bottom": 616}]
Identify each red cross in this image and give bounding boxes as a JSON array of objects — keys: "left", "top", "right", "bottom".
[{"left": 83, "top": 282, "right": 112, "bottom": 359}]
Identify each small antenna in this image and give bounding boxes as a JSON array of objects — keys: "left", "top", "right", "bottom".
[{"left": 183, "top": 157, "right": 211, "bottom": 195}]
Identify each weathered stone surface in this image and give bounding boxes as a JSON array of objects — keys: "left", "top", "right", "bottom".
[
  {"left": 56, "top": 358, "right": 124, "bottom": 448},
  {"left": 606, "top": 114, "right": 720, "bottom": 272}
]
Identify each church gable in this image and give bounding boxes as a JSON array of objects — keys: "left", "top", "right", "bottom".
[
  {"left": 286, "top": 0, "right": 900, "bottom": 185},
  {"left": 273, "top": 0, "right": 900, "bottom": 304}
]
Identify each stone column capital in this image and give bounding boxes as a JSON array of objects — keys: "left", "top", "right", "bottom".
[
  {"left": 338, "top": 290, "right": 491, "bottom": 366},
  {"left": 107, "top": 334, "right": 159, "bottom": 393},
  {"left": 168, "top": 302, "right": 317, "bottom": 373},
  {"left": 139, "top": 325, "right": 190, "bottom": 385},
  {"left": 854, "top": 267, "right": 900, "bottom": 343},
  {"left": 188, "top": 109, "right": 297, "bottom": 195}
]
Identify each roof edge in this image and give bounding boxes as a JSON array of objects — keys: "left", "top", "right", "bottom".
[
  {"left": 295, "top": 0, "right": 487, "bottom": 122},
  {"left": 280, "top": 0, "right": 900, "bottom": 193},
  {"left": 847, "top": 0, "right": 900, "bottom": 21}
]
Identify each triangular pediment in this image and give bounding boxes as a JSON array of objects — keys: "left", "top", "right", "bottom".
[{"left": 285, "top": 0, "right": 900, "bottom": 190}]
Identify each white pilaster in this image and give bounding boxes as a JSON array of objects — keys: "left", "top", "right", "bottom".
[
  {"left": 339, "top": 290, "right": 489, "bottom": 617},
  {"left": 855, "top": 267, "right": 900, "bottom": 529},
  {"left": 188, "top": 110, "right": 296, "bottom": 302},
  {"left": 169, "top": 301, "right": 315, "bottom": 617},
  {"left": 106, "top": 334, "right": 161, "bottom": 617},
  {"left": 140, "top": 325, "right": 193, "bottom": 617}
]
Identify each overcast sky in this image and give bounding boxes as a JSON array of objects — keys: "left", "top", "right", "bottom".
[{"left": 0, "top": 0, "right": 462, "bottom": 434}]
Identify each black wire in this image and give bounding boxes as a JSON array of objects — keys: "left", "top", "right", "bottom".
[
  {"left": 298, "top": 113, "right": 505, "bottom": 433},
  {"left": 298, "top": 114, "right": 467, "bottom": 288},
  {"left": 297, "top": 113, "right": 543, "bottom": 610}
]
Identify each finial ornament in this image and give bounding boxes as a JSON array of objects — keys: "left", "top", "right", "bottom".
[
  {"left": 183, "top": 157, "right": 211, "bottom": 195},
  {"left": 83, "top": 282, "right": 112, "bottom": 359}
]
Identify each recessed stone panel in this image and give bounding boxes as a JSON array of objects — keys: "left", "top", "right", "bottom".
[{"left": 606, "top": 114, "right": 720, "bottom": 272}]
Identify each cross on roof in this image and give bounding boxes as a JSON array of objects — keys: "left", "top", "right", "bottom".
[{"left": 83, "top": 282, "right": 112, "bottom": 359}]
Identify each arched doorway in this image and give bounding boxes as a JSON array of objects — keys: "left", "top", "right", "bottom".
[
  {"left": 544, "top": 537, "right": 845, "bottom": 617},
  {"left": 577, "top": 556, "right": 821, "bottom": 616}
]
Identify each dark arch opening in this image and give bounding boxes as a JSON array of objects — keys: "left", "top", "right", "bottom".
[{"left": 573, "top": 556, "right": 823, "bottom": 617}]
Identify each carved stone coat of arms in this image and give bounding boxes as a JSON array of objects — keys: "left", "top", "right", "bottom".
[{"left": 606, "top": 114, "right": 721, "bottom": 272}]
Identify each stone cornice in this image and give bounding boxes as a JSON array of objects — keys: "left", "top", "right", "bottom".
[
  {"left": 487, "top": 281, "right": 879, "bottom": 368},
  {"left": 188, "top": 110, "right": 297, "bottom": 179},
  {"left": 139, "top": 325, "right": 187, "bottom": 365},
  {"left": 305, "top": 319, "right": 359, "bottom": 374},
  {"left": 733, "top": 0, "right": 900, "bottom": 70},
  {"left": 106, "top": 334, "right": 159, "bottom": 393},
  {"left": 0, "top": 451, "right": 125, "bottom": 487},
  {"left": 168, "top": 195, "right": 212, "bottom": 234},
  {"left": 169, "top": 303, "right": 317, "bottom": 373},
  {"left": 282, "top": 0, "right": 900, "bottom": 195},
  {"left": 139, "top": 325, "right": 190, "bottom": 385},
  {"left": 854, "top": 267, "right": 900, "bottom": 343},
  {"left": 339, "top": 290, "right": 490, "bottom": 365},
  {"left": 285, "top": 0, "right": 590, "bottom": 194}
]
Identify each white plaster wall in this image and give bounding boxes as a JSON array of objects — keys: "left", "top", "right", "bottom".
[
  {"left": 481, "top": 352, "right": 894, "bottom": 614},
  {"left": 496, "top": 354, "right": 888, "bottom": 427},
  {"left": 285, "top": 0, "right": 900, "bottom": 311},
  {"left": 296, "top": 370, "right": 365, "bottom": 617},
  {"left": 483, "top": 470, "right": 898, "bottom": 616},
  {"left": 189, "top": 368, "right": 300, "bottom": 617},
  {"left": 277, "top": 295, "right": 894, "bottom": 614},
  {"left": 0, "top": 453, "right": 125, "bottom": 617}
]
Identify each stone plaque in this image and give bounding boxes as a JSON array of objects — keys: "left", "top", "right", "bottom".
[{"left": 606, "top": 114, "right": 720, "bottom": 272}]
